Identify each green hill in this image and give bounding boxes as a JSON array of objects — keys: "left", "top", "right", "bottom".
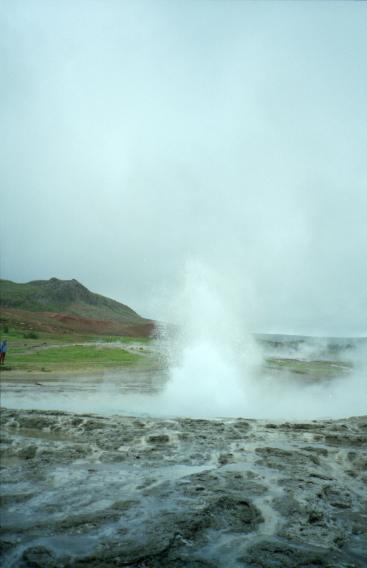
[
  {"left": 0, "top": 278, "right": 144, "bottom": 323},
  {"left": 0, "top": 278, "right": 154, "bottom": 337}
]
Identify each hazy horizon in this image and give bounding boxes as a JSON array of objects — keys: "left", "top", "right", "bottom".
[{"left": 1, "top": 1, "right": 366, "bottom": 337}]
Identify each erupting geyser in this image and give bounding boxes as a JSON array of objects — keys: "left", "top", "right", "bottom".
[
  {"left": 161, "top": 260, "right": 260, "bottom": 417},
  {"left": 159, "top": 260, "right": 367, "bottom": 420}
]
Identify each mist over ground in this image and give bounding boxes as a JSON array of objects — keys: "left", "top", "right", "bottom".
[
  {"left": 158, "top": 262, "right": 367, "bottom": 419},
  {"left": 1, "top": 0, "right": 367, "bottom": 337},
  {"left": 2, "top": 260, "right": 366, "bottom": 420},
  {"left": 1, "top": 7, "right": 367, "bottom": 566}
]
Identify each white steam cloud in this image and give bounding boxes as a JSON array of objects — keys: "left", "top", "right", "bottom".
[
  {"left": 2, "top": 260, "right": 366, "bottom": 420},
  {"left": 154, "top": 260, "right": 366, "bottom": 420},
  {"left": 159, "top": 260, "right": 260, "bottom": 416}
]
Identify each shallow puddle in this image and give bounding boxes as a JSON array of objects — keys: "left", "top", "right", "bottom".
[{"left": 1, "top": 364, "right": 366, "bottom": 420}]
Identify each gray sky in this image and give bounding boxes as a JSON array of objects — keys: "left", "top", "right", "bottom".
[{"left": 1, "top": 0, "right": 366, "bottom": 336}]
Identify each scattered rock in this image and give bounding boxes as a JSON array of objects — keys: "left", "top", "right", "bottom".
[
  {"left": 1, "top": 410, "right": 366, "bottom": 567},
  {"left": 19, "top": 546, "right": 60, "bottom": 568},
  {"left": 147, "top": 434, "right": 170, "bottom": 444}
]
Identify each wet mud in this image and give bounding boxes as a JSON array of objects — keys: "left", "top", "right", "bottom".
[{"left": 1, "top": 408, "right": 366, "bottom": 567}]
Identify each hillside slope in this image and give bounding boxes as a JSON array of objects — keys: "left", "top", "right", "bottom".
[{"left": 0, "top": 278, "right": 154, "bottom": 337}]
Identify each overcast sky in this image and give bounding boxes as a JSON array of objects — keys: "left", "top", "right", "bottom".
[{"left": 1, "top": 0, "right": 366, "bottom": 336}]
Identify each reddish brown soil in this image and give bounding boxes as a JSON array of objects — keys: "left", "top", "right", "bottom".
[{"left": 0, "top": 308, "right": 155, "bottom": 337}]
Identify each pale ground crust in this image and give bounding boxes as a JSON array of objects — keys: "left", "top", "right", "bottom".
[{"left": 1, "top": 405, "right": 366, "bottom": 567}]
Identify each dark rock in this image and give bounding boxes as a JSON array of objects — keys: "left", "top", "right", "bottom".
[
  {"left": 19, "top": 546, "right": 60, "bottom": 568},
  {"left": 147, "top": 434, "right": 170, "bottom": 443},
  {"left": 242, "top": 539, "right": 350, "bottom": 567}
]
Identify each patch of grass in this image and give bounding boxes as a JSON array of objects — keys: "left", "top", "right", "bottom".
[
  {"left": 123, "top": 335, "right": 152, "bottom": 343},
  {"left": 0, "top": 328, "right": 25, "bottom": 340},
  {"left": 23, "top": 331, "right": 39, "bottom": 339},
  {"left": 6, "top": 345, "right": 144, "bottom": 371},
  {"left": 0, "top": 330, "right": 152, "bottom": 347},
  {"left": 266, "top": 357, "right": 352, "bottom": 378},
  {"left": 86, "top": 335, "right": 152, "bottom": 344}
]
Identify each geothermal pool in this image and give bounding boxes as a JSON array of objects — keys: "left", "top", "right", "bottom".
[
  {"left": 1, "top": 359, "right": 366, "bottom": 421},
  {"left": 1, "top": 340, "right": 366, "bottom": 567}
]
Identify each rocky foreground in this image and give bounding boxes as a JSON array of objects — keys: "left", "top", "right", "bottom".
[{"left": 0, "top": 409, "right": 366, "bottom": 567}]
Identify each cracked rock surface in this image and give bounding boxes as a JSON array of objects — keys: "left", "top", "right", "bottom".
[{"left": 1, "top": 408, "right": 366, "bottom": 567}]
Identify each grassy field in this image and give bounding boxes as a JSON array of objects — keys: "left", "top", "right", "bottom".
[
  {"left": 265, "top": 357, "right": 352, "bottom": 378},
  {"left": 1, "top": 327, "right": 152, "bottom": 343},
  {"left": 0, "top": 329, "right": 153, "bottom": 373},
  {"left": 1, "top": 326, "right": 353, "bottom": 378},
  {"left": 3, "top": 345, "right": 144, "bottom": 372}
]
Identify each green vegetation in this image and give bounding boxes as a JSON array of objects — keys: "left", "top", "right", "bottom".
[
  {"left": 23, "top": 331, "right": 39, "bottom": 339},
  {"left": 0, "top": 327, "right": 153, "bottom": 346},
  {"left": 0, "top": 277, "right": 145, "bottom": 324},
  {"left": 266, "top": 357, "right": 352, "bottom": 379},
  {"left": 0, "top": 326, "right": 154, "bottom": 372},
  {"left": 0, "top": 327, "right": 25, "bottom": 340},
  {"left": 5, "top": 344, "right": 145, "bottom": 372}
]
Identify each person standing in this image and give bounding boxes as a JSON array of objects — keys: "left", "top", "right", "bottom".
[{"left": 0, "top": 340, "right": 7, "bottom": 364}]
